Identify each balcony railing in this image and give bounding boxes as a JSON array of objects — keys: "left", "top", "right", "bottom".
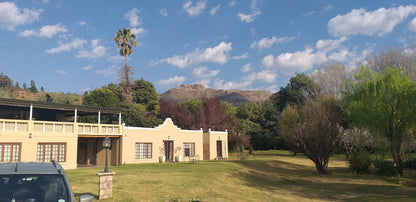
[{"left": 0, "top": 119, "right": 122, "bottom": 136}]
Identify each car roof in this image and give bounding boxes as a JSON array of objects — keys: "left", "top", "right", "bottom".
[{"left": 0, "top": 162, "right": 63, "bottom": 175}]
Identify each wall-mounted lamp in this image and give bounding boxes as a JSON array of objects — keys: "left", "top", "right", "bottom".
[
  {"left": 29, "top": 133, "right": 32, "bottom": 139},
  {"left": 218, "top": 136, "right": 220, "bottom": 140}
]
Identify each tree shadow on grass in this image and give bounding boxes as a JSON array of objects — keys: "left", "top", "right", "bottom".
[{"left": 235, "top": 160, "right": 416, "bottom": 201}]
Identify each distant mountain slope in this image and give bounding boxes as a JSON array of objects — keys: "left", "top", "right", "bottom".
[{"left": 160, "top": 84, "right": 272, "bottom": 106}]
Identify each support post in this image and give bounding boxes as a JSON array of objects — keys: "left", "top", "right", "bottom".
[
  {"left": 29, "top": 104, "right": 33, "bottom": 121},
  {"left": 98, "top": 110, "right": 101, "bottom": 125},
  {"left": 74, "top": 108, "right": 77, "bottom": 123}
]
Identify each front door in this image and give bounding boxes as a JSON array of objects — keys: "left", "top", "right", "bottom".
[
  {"left": 217, "top": 140, "right": 222, "bottom": 158},
  {"left": 164, "top": 140, "right": 174, "bottom": 162}
]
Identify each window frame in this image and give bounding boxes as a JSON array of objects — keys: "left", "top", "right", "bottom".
[
  {"left": 183, "top": 142, "right": 195, "bottom": 157},
  {"left": 37, "top": 143, "right": 66, "bottom": 162},
  {"left": 0, "top": 143, "right": 21, "bottom": 162},
  {"left": 135, "top": 142, "right": 152, "bottom": 159}
]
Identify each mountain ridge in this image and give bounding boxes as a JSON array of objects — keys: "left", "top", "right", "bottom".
[{"left": 160, "top": 84, "right": 272, "bottom": 106}]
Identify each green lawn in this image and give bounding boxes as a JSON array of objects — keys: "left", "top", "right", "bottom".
[{"left": 66, "top": 151, "right": 416, "bottom": 201}]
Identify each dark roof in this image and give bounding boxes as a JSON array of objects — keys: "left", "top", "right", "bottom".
[{"left": 0, "top": 98, "right": 121, "bottom": 114}]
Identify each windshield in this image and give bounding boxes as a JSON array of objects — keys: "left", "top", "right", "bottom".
[{"left": 0, "top": 174, "right": 70, "bottom": 202}]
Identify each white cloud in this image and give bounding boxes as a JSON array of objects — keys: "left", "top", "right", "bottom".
[
  {"left": 130, "top": 27, "right": 146, "bottom": 37},
  {"left": 233, "top": 52, "right": 248, "bottom": 60},
  {"left": 55, "top": 69, "right": 68, "bottom": 75},
  {"left": 160, "top": 8, "right": 168, "bottom": 17},
  {"left": 210, "top": 4, "right": 220, "bottom": 15},
  {"left": 19, "top": 23, "right": 67, "bottom": 38},
  {"left": 238, "top": 0, "right": 261, "bottom": 23},
  {"left": 0, "top": 2, "right": 42, "bottom": 30},
  {"left": 183, "top": 1, "right": 206, "bottom": 17},
  {"left": 262, "top": 37, "right": 352, "bottom": 75},
  {"left": 214, "top": 70, "right": 277, "bottom": 90},
  {"left": 192, "top": 66, "right": 219, "bottom": 78},
  {"left": 76, "top": 39, "right": 107, "bottom": 59},
  {"left": 250, "top": 36, "right": 295, "bottom": 49},
  {"left": 195, "top": 78, "right": 211, "bottom": 87},
  {"left": 124, "top": 8, "right": 141, "bottom": 27},
  {"left": 95, "top": 65, "right": 118, "bottom": 77},
  {"left": 229, "top": 0, "right": 237, "bottom": 7},
  {"left": 78, "top": 21, "right": 86, "bottom": 26},
  {"left": 155, "top": 42, "right": 232, "bottom": 68},
  {"left": 241, "top": 63, "right": 252, "bottom": 72},
  {"left": 46, "top": 38, "right": 87, "bottom": 54},
  {"left": 409, "top": 17, "right": 416, "bottom": 32},
  {"left": 82, "top": 65, "right": 93, "bottom": 71},
  {"left": 157, "top": 76, "right": 186, "bottom": 87},
  {"left": 303, "top": 10, "right": 315, "bottom": 16},
  {"left": 266, "top": 85, "right": 278, "bottom": 93},
  {"left": 328, "top": 5, "right": 416, "bottom": 36}
]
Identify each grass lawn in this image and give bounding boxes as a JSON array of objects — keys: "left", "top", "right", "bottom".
[{"left": 66, "top": 150, "right": 416, "bottom": 201}]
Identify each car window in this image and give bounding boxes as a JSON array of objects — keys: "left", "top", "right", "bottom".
[{"left": 0, "top": 174, "right": 70, "bottom": 202}]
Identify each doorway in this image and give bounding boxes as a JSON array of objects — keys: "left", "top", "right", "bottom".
[
  {"left": 164, "top": 140, "right": 174, "bottom": 162},
  {"left": 217, "top": 140, "right": 222, "bottom": 158}
]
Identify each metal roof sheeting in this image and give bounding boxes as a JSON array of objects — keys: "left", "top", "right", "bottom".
[{"left": 0, "top": 98, "right": 121, "bottom": 114}]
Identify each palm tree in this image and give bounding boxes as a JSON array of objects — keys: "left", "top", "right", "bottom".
[{"left": 113, "top": 28, "right": 137, "bottom": 103}]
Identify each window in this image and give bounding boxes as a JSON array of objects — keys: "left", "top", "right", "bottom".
[
  {"left": 0, "top": 143, "right": 20, "bottom": 162},
  {"left": 183, "top": 143, "right": 195, "bottom": 157},
  {"left": 37, "top": 143, "right": 66, "bottom": 162},
  {"left": 135, "top": 143, "right": 152, "bottom": 159}
]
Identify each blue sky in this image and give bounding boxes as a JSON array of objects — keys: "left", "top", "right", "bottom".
[{"left": 1, "top": 0, "right": 416, "bottom": 94}]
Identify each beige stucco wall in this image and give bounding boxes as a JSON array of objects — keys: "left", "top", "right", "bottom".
[
  {"left": 121, "top": 118, "right": 205, "bottom": 164},
  {"left": 0, "top": 120, "right": 78, "bottom": 170},
  {"left": 204, "top": 130, "right": 228, "bottom": 160}
]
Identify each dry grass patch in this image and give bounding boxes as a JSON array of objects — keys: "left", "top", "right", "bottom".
[{"left": 66, "top": 151, "right": 416, "bottom": 201}]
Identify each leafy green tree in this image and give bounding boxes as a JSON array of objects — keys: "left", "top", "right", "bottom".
[
  {"left": 113, "top": 28, "right": 137, "bottom": 103},
  {"left": 344, "top": 67, "right": 416, "bottom": 175},
  {"left": 29, "top": 80, "right": 37, "bottom": 93},
  {"left": 133, "top": 78, "right": 159, "bottom": 110},
  {"left": 23, "top": 83, "right": 27, "bottom": 90},
  {"left": 279, "top": 97, "right": 343, "bottom": 174},
  {"left": 123, "top": 103, "right": 163, "bottom": 128},
  {"left": 0, "top": 73, "right": 13, "bottom": 88},
  {"left": 83, "top": 88, "right": 119, "bottom": 108},
  {"left": 271, "top": 73, "right": 320, "bottom": 111}
]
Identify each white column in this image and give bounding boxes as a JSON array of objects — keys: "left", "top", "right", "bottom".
[
  {"left": 98, "top": 110, "right": 101, "bottom": 125},
  {"left": 119, "top": 112, "right": 122, "bottom": 125},
  {"left": 74, "top": 108, "right": 77, "bottom": 123},
  {"left": 29, "top": 104, "right": 33, "bottom": 121}
]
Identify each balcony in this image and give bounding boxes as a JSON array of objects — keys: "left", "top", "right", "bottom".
[{"left": 0, "top": 119, "right": 122, "bottom": 136}]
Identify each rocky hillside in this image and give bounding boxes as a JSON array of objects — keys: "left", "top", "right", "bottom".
[{"left": 160, "top": 84, "right": 272, "bottom": 106}]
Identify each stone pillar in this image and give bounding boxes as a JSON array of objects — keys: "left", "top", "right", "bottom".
[{"left": 97, "top": 171, "right": 116, "bottom": 199}]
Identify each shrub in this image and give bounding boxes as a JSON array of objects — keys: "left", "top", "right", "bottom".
[
  {"left": 404, "top": 159, "right": 416, "bottom": 170},
  {"left": 248, "top": 145, "right": 254, "bottom": 154},
  {"left": 348, "top": 150, "right": 372, "bottom": 174},
  {"left": 373, "top": 157, "right": 399, "bottom": 176}
]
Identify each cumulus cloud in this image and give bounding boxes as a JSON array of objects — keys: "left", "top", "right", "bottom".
[
  {"left": 157, "top": 76, "right": 186, "bottom": 87},
  {"left": 409, "top": 17, "right": 416, "bottom": 32},
  {"left": 0, "top": 2, "right": 42, "bottom": 30},
  {"left": 76, "top": 39, "right": 107, "bottom": 59},
  {"left": 214, "top": 70, "right": 277, "bottom": 90},
  {"left": 210, "top": 4, "right": 220, "bottom": 15},
  {"left": 183, "top": 1, "right": 206, "bottom": 17},
  {"left": 124, "top": 8, "right": 142, "bottom": 27},
  {"left": 78, "top": 21, "right": 87, "bottom": 26},
  {"left": 241, "top": 63, "right": 252, "bottom": 72},
  {"left": 238, "top": 0, "right": 262, "bottom": 23},
  {"left": 233, "top": 52, "right": 248, "bottom": 60},
  {"left": 19, "top": 23, "right": 67, "bottom": 38},
  {"left": 55, "top": 69, "right": 68, "bottom": 75},
  {"left": 160, "top": 8, "right": 168, "bottom": 17},
  {"left": 154, "top": 42, "right": 232, "bottom": 68},
  {"left": 328, "top": 5, "right": 416, "bottom": 36},
  {"left": 262, "top": 37, "right": 352, "bottom": 75},
  {"left": 192, "top": 66, "right": 219, "bottom": 78},
  {"left": 250, "top": 36, "right": 295, "bottom": 49},
  {"left": 130, "top": 27, "right": 146, "bottom": 37},
  {"left": 45, "top": 38, "right": 87, "bottom": 54}
]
